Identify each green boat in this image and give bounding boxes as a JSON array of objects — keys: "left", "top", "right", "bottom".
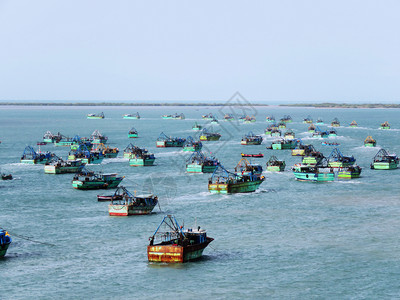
[
  {"left": 202, "top": 113, "right": 214, "bottom": 120},
  {"left": 370, "top": 149, "right": 399, "bottom": 170},
  {"left": 270, "top": 139, "right": 298, "bottom": 150},
  {"left": 303, "top": 115, "right": 313, "bottom": 124},
  {"left": 68, "top": 144, "right": 104, "bottom": 164},
  {"left": 271, "top": 129, "right": 282, "bottom": 137},
  {"left": 224, "top": 114, "right": 234, "bottom": 121},
  {"left": 364, "top": 136, "right": 376, "bottom": 147},
  {"left": 192, "top": 122, "right": 202, "bottom": 131},
  {"left": 156, "top": 132, "right": 186, "bottom": 147},
  {"left": 241, "top": 132, "right": 263, "bottom": 145},
  {"left": 327, "top": 148, "right": 355, "bottom": 168},
  {"left": 315, "top": 118, "right": 324, "bottom": 125},
  {"left": 280, "top": 115, "right": 292, "bottom": 123},
  {"left": 265, "top": 127, "right": 273, "bottom": 135},
  {"left": 331, "top": 117, "right": 340, "bottom": 127},
  {"left": 92, "top": 143, "right": 119, "bottom": 158},
  {"left": 210, "top": 118, "right": 219, "bottom": 125},
  {"left": 128, "top": 127, "right": 138, "bottom": 138},
  {"left": 44, "top": 158, "right": 85, "bottom": 174},
  {"left": 186, "top": 151, "right": 219, "bottom": 173},
  {"left": 128, "top": 146, "right": 156, "bottom": 166},
  {"left": 338, "top": 165, "right": 362, "bottom": 179},
  {"left": 162, "top": 113, "right": 185, "bottom": 120},
  {"left": 292, "top": 163, "right": 334, "bottom": 182},
  {"left": 43, "top": 131, "right": 62, "bottom": 144},
  {"left": 266, "top": 155, "right": 285, "bottom": 172},
  {"left": 302, "top": 146, "right": 325, "bottom": 166},
  {"left": 91, "top": 130, "right": 108, "bottom": 144},
  {"left": 123, "top": 143, "right": 137, "bottom": 158},
  {"left": 54, "top": 134, "right": 74, "bottom": 147},
  {"left": 328, "top": 129, "right": 337, "bottom": 137},
  {"left": 234, "top": 158, "right": 263, "bottom": 177},
  {"left": 380, "top": 121, "right": 390, "bottom": 130},
  {"left": 284, "top": 129, "right": 295, "bottom": 140},
  {"left": 308, "top": 124, "right": 316, "bottom": 133},
  {"left": 243, "top": 115, "right": 256, "bottom": 123},
  {"left": 278, "top": 121, "right": 286, "bottom": 129},
  {"left": 199, "top": 128, "right": 221, "bottom": 141},
  {"left": 123, "top": 112, "right": 140, "bottom": 119},
  {"left": 87, "top": 112, "right": 105, "bottom": 119},
  {"left": 183, "top": 136, "right": 202, "bottom": 152},
  {"left": 266, "top": 115, "right": 275, "bottom": 123},
  {"left": 0, "top": 229, "right": 12, "bottom": 258},
  {"left": 349, "top": 120, "right": 358, "bottom": 127},
  {"left": 312, "top": 127, "right": 329, "bottom": 139},
  {"left": 208, "top": 165, "right": 265, "bottom": 194},
  {"left": 20, "top": 146, "right": 55, "bottom": 164},
  {"left": 72, "top": 168, "right": 124, "bottom": 190}
]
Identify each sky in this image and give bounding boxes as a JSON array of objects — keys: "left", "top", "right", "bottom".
[{"left": 0, "top": 0, "right": 399, "bottom": 103}]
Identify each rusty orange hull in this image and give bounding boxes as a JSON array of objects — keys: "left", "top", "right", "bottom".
[{"left": 147, "top": 238, "right": 213, "bottom": 263}]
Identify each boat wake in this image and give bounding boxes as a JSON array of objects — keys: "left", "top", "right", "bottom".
[{"left": 101, "top": 158, "right": 128, "bottom": 164}]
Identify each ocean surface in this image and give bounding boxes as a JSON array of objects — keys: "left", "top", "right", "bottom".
[{"left": 1, "top": 105, "right": 400, "bottom": 299}]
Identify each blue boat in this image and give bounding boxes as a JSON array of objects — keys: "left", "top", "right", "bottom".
[{"left": 0, "top": 229, "right": 12, "bottom": 257}]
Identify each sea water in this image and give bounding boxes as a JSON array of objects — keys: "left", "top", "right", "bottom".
[{"left": 0, "top": 105, "right": 400, "bottom": 299}]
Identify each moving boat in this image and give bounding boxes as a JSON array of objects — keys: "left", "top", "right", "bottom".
[
  {"left": 91, "top": 130, "right": 108, "bottom": 144},
  {"left": 192, "top": 122, "right": 202, "bottom": 131},
  {"left": 266, "top": 115, "right": 275, "bottom": 123},
  {"left": 349, "top": 120, "right": 358, "bottom": 127},
  {"left": 278, "top": 121, "right": 286, "bottom": 129},
  {"left": 210, "top": 118, "right": 219, "bottom": 125},
  {"left": 183, "top": 136, "right": 202, "bottom": 152},
  {"left": 380, "top": 121, "right": 390, "bottom": 130},
  {"left": 315, "top": 118, "right": 324, "bottom": 125},
  {"left": 364, "top": 136, "right": 376, "bottom": 147},
  {"left": 156, "top": 132, "right": 186, "bottom": 147},
  {"left": 1, "top": 173, "right": 12, "bottom": 180},
  {"left": 291, "top": 143, "right": 311, "bottom": 156},
  {"left": 321, "top": 141, "right": 340, "bottom": 146},
  {"left": 128, "top": 127, "right": 138, "bottom": 138},
  {"left": 327, "top": 148, "right": 356, "bottom": 168},
  {"left": 292, "top": 159, "right": 334, "bottom": 182},
  {"left": 0, "top": 229, "right": 12, "bottom": 257},
  {"left": 269, "top": 138, "right": 298, "bottom": 150},
  {"left": 331, "top": 118, "right": 340, "bottom": 127},
  {"left": 370, "top": 149, "right": 399, "bottom": 170},
  {"left": 241, "top": 153, "right": 264, "bottom": 158},
  {"left": 224, "top": 114, "right": 234, "bottom": 121},
  {"left": 123, "top": 112, "right": 140, "bottom": 119},
  {"left": 108, "top": 186, "right": 158, "bottom": 216},
  {"left": 162, "top": 113, "right": 185, "bottom": 120},
  {"left": 186, "top": 151, "right": 220, "bottom": 173},
  {"left": 303, "top": 115, "right": 313, "bottom": 123},
  {"left": 72, "top": 168, "right": 124, "bottom": 190},
  {"left": 308, "top": 124, "right": 316, "bottom": 133},
  {"left": 284, "top": 129, "right": 295, "bottom": 139},
  {"left": 266, "top": 155, "right": 285, "bottom": 172},
  {"left": 87, "top": 112, "right": 105, "bottom": 119},
  {"left": 241, "top": 132, "right": 263, "bottom": 145},
  {"left": 147, "top": 215, "right": 213, "bottom": 263},
  {"left": 199, "top": 128, "right": 221, "bottom": 141},
  {"left": 44, "top": 158, "right": 84, "bottom": 174},
  {"left": 127, "top": 146, "right": 156, "bottom": 166},
  {"left": 280, "top": 115, "right": 292, "bottom": 123},
  {"left": 328, "top": 129, "right": 337, "bottom": 137},
  {"left": 68, "top": 144, "right": 104, "bottom": 164},
  {"left": 20, "top": 146, "right": 55, "bottom": 164},
  {"left": 243, "top": 115, "right": 256, "bottom": 123},
  {"left": 91, "top": 143, "right": 119, "bottom": 158},
  {"left": 338, "top": 165, "right": 362, "bottom": 179},
  {"left": 202, "top": 113, "right": 214, "bottom": 120},
  {"left": 235, "top": 158, "right": 263, "bottom": 176},
  {"left": 312, "top": 127, "right": 329, "bottom": 139}
]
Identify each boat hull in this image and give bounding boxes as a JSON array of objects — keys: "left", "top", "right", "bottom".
[
  {"left": 292, "top": 149, "right": 305, "bottom": 156},
  {"left": 108, "top": 204, "right": 156, "bottom": 216},
  {"left": 338, "top": 170, "right": 362, "bottom": 179},
  {"left": 371, "top": 162, "right": 398, "bottom": 170},
  {"left": 186, "top": 164, "right": 217, "bottom": 173},
  {"left": 328, "top": 161, "right": 354, "bottom": 168},
  {"left": 241, "top": 140, "right": 262, "bottom": 145},
  {"left": 364, "top": 143, "right": 376, "bottom": 147},
  {"left": 72, "top": 178, "right": 123, "bottom": 190},
  {"left": 266, "top": 165, "right": 285, "bottom": 172},
  {"left": 21, "top": 158, "right": 50, "bottom": 164},
  {"left": 293, "top": 172, "right": 334, "bottom": 182},
  {"left": 200, "top": 135, "right": 221, "bottom": 141},
  {"left": 128, "top": 134, "right": 138, "bottom": 138},
  {"left": 0, "top": 243, "right": 10, "bottom": 257},
  {"left": 208, "top": 180, "right": 263, "bottom": 194},
  {"left": 44, "top": 165, "right": 84, "bottom": 174},
  {"left": 129, "top": 158, "right": 155, "bottom": 166}
]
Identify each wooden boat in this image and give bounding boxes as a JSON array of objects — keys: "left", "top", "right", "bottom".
[
  {"left": 284, "top": 129, "right": 295, "bottom": 139},
  {"left": 266, "top": 115, "right": 275, "bottom": 123},
  {"left": 280, "top": 115, "right": 292, "bottom": 123},
  {"left": 349, "top": 120, "right": 358, "bottom": 127},
  {"left": 127, "top": 146, "right": 156, "bottom": 166},
  {"left": 370, "top": 149, "right": 399, "bottom": 170},
  {"left": 235, "top": 158, "right": 263, "bottom": 176},
  {"left": 331, "top": 118, "right": 340, "bottom": 127},
  {"left": 156, "top": 132, "right": 186, "bottom": 147},
  {"left": 70, "top": 136, "right": 92, "bottom": 151},
  {"left": 380, "top": 121, "right": 390, "bottom": 129},
  {"left": 266, "top": 155, "right": 285, "bottom": 172},
  {"left": 327, "top": 148, "right": 356, "bottom": 168},
  {"left": 302, "top": 146, "right": 325, "bottom": 166},
  {"left": 224, "top": 114, "right": 234, "bottom": 121},
  {"left": 20, "top": 146, "right": 55, "bottom": 164},
  {"left": 192, "top": 122, "right": 202, "bottom": 131},
  {"left": 163, "top": 113, "right": 185, "bottom": 120},
  {"left": 278, "top": 121, "right": 286, "bottom": 129},
  {"left": 43, "top": 131, "right": 62, "bottom": 143},
  {"left": 269, "top": 138, "right": 298, "bottom": 150},
  {"left": 72, "top": 168, "right": 124, "bottom": 190},
  {"left": 328, "top": 129, "right": 337, "bottom": 137},
  {"left": 68, "top": 144, "right": 104, "bottom": 164},
  {"left": 123, "top": 143, "right": 137, "bottom": 158},
  {"left": 312, "top": 128, "right": 329, "bottom": 139},
  {"left": 186, "top": 151, "right": 220, "bottom": 173},
  {"left": 241, "top": 153, "right": 264, "bottom": 158},
  {"left": 108, "top": 186, "right": 158, "bottom": 216},
  {"left": 338, "top": 165, "right": 362, "bottom": 179},
  {"left": 37, "top": 142, "right": 47, "bottom": 146},
  {"left": 91, "top": 130, "right": 108, "bottom": 144},
  {"left": 199, "top": 128, "right": 221, "bottom": 141},
  {"left": 308, "top": 124, "right": 316, "bottom": 133},
  {"left": 202, "top": 113, "right": 214, "bottom": 120},
  {"left": 292, "top": 161, "right": 334, "bottom": 182},
  {"left": 210, "top": 118, "right": 219, "bottom": 125},
  {"left": 54, "top": 134, "right": 74, "bottom": 147},
  {"left": 128, "top": 127, "right": 138, "bottom": 138},
  {"left": 243, "top": 115, "right": 256, "bottom": 123},
  {"left": 241, "top": 132, "right": 263, "bottom": 145},
  {"left": 0, "top": 229, "right": 12, "bottom": 257},
  {"left": 44, "top": 158, "right": 84, "bottom": 174},
  {"left": 364, "top": 136, "right": 376, "bottom": 147},
  {"left": 147, "top": 215, "right": 213, "bottom": 263},
  {"left": 303, "top": 115, "right": 313, "bottom": 123},
  {"left": 208, "top": 164, "right": 265, "bottom": 194},
  {"left": 1, "top": 173, "right": 12, "bottom": 180},
  {"left": 315, "top": 118, "right": 324, "bottom": 125},
  {"left": 123, "top": 112, "right": 140, "bottom": 119},
  {"left": 271, "top": 129, "right": 282, "bottom": 137},
  {"left": 91, "top": 143, "right": 119, "bottom": 158},
  {"left": 183, "top": 136, "right": 202, "bottom": 152},
  {"left": 291, "top": 143, "right": 310, "bottom": 156},
  {"left": 87, "top": 112, "right": 105, "bottom": 119}
]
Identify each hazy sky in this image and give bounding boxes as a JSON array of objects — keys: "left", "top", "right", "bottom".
[{"left": 0, "top": 0, "right": 399, "bottom": 103}]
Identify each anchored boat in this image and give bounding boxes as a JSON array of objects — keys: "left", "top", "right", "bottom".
[
  {"left": 87, "top": 112, "right": 105, "bottom": 119},
  {"left": 266, "top": 155, "right": 285, "bottom": 172},
  {"left": 364, "top": 136, "right": 376, "bottom": 147},
  {"left": 280, "top": 115, "right": 292, "bottom": 123},
  {"left": 327, "top": 148, "right": 356, "bottom": 168},
  {"left": 308, "top": 124, "right": 316, "bottom": 133},
  {"left": 0, "top": 229, "right": 12, "bottom": 257},
  {"left": 269, "top": 138, "right": 298, "bottom": 150},
  {"left": 241, "top": 132, "right": 263, "bottom": 145},
  {"left": 186, "top": 151, "right": 220, "bottom": 173},
  {"left": 192, "top": 122, "right": 202, "bottom": 131},
  {"left": 243, "top": 115, "right": 256, "bottom": 123},
  {"left": 44, "top": 158, "right": 84, "bottom": 174},
  {"left": 331, "top": 118, "right": 340, "bottom": 127},
  {"left": 91, "top": 130, "right": 108, "bottom": 144},
  {"left": 108, "top": 186, "right": 158, "bottom": 216},
  {"left": 147, "top": 215, "right": 213, "bottom": 263},
  {"left": 303, "top": 115, "right": 313, "bottom": 123},
  {"left": 315, "top": 118, "right": 324, "bottom": 125},
  {"left": 127, "top": 146, "right": 155, "bottom": 166},
  {"left": 128, "top": 127, "right": 138, "bottom": 138},
  {"left": 291, "top": 143, "right": 311, "bottom": 156},
  {"left": 370, "top": 149, "right": 399, "bottom": 170},
  {"left": 199, "top": 128, "right": 221, "bottom": 141},
  {"left": 328, "top": 129, "right": 337, "bottom": 137},
  {"left": 123, "top": 112, "right": 140, "bottom": 119},
  {"left": 43, "top": 131, "right": 62, "bottom": 144},
  {"left": 91, "top": 143, "right": 119, "bottom": 158},
  {"left": 20, "top": 146, "right": 55, "bottom": 164},
  {"left": 72, "top": 168, "right": 124, "bottom": 190},
  {"left": 350, "top": 120, "right": 358, "bottom": 127},
  {"left": 278, "top": 121, "right": 286, "bottom": 129},
  {"left": 202, "top": 113, "right": 214, "bottom": 120},
  {"left": 162, "top": 113, "right": 185, "bottom": 120},
  {"left": 183, "top": 136, "right": 202, "bottom": 152},
  {"left": 156, "top": 132, "right": 186, "bottom": 147},
  {"left": 210, "top": 118, "right": 219, "bottom": 125},
  {"left": 68, "top": 144, "right": 104, "bottom": 164},
  {"left": 380, "top": 121, "right": 390, "bottom": 130}
]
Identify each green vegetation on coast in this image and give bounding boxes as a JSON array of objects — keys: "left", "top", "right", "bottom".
[
  {"left": 280, "top": 103, "right": 400, "bottom": 108},
  {"left": 0, "top": 102, "right": 268, "bottom": 107}
]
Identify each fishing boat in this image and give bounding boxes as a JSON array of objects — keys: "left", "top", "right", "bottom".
[
  {"left": 331, "top": 118, "right": 340, "bottom": 127},
  {"left": 349, "top": 120, "right": 358, "bottom": 127},
  {"left": 235, "top": 158, "right": 263, "bottom": 176},
  {"left": 210, "top": 118, "right": 219, "bottom": 125},
  {"left": 192, "top": 122, "right": 202, "bottom": 131},
  {"left": 123, "top": 143, "right": 136, "bottom": 158},
  {"left": 91, "top": 143, "right": 119, "bottom": 158},
  {"left": 54, "top": 134, "right": 74, "bottom": 147},
  {"left": 328, "top": 129, "right": 337, "bottom": 137},
  {"left": 208, "top": 165, "right": 265, "bottom": 194},
  {"left": 271, "top": 129, "right": 282, "bottom": 137},
  {"left": 44, "top": 158, "right": 85, "bottom": 174},
  {"left": 72, "top": 168, "right": 124, "bottom": 190},
  {"left": 338, "top": 165, "right": 362, "bottom": 179},
  {"left": 265, "top": 127, "right": 273, "bottom": 135},
  {"left": 303, "top": 115, "right": 313, "bottom": 124},
  {"left": 20, "top": 146, "right": 55, "bottom": 164},
  {"left": 87, "top": 112, "right": 105, "bottom": 119},
  {"left": 292, "top": 162, "right": 335, "bottom": 182},
  {"left": 266, "top": 156, "right": 285, "bottom": 172},
  {"left": 224, "top": 114, "right": 234, "bottom": 121},
  {"left": 308, "top": 124, "right": 316, "bottom": 133},
  {"left": 241, "top": 153, "right": 264, "bottom": 158},
  {"left": 327, "top": 148, "right": 356, "bottom": 168},
  {"left": 68, "top": 144, "right": 104, "bottom": 164},
  {"left": 241, "top": 132, "right": 263, "bottom": 145},
  {"left": 266, "top": 115, "right": 275, "bottom": 123},
  {"left": 364, "top": 136, "right": 376, "bottom": 147},
  {"left": 312, "top": 127, "right": 329, "bottom": 139},
  {"left": 70, "top": 136, "right": 93, "bottom": 151},
  {"left": 123, "top": 112, "right": 140, "bottom": 119},
  {"left": 43, "top": 131, "right": 62, "bottom": 144},
  {"left": 91, "top": 130, "right": 108, "bottom": 144},
  {"left": 186, "top": 151, "right": 220, "bottom": 173},
  {"left": 370, "top": 149, "right": 399, "bottom": 170},
  {"left": 280, "top": 115, "right": 292, "bottom": 123},
  {"left": 128, "top": 127, "right": 138, "bottom": 138},
  {"left": 269, "top": 138, "right": 298, "bottom": 150},
  {"left": 315, "top": 118, "right": 324, "bottom": 125},
  {"left": 291, "top": 143, "right": 310, "bottom": 156},
  {"left": 284, "top": 129, "right": 295, "bottom": 139},
  {"left": 199, "top": 128, "right": 221, "bottom": 141},
  {"left": 147, "top": 215, "right": 214, "bottom": 263},
  {"left": 183, "top": 136, "right": 203, "bottom": 152},
  {"left": 1, "top": 173, "right": 12, "bottom": 180},
  {"left": 0, "top": 229, "right": 12, "bottom": 257},
  {"left": 127, "top": 146, "right": 156, "bottom": 166},
  {"left": 278, "top": 121, "right": 286, "bottom": 129},
  {"left": 321, "top": 141, "right": 340, "bottom": 146},
  {"left": 302, "top": 145, "right": 325, "bottom": 165},
  {"left": 156, "top": 132, "right": 186, "bottom": 147},
  {"left": 202, "top": 113, "right": 214, "bottom": 120},
  {"left": 169, "top": 113, "right": 185, "bottom": 120},
  {"left": 380, "top": 121, "right": 390, "bottom": 130},
  {"left": 108, "top": 186, "right": 158, "bottom": 216}
]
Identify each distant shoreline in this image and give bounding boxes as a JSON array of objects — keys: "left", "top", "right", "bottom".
[{"left": 279, "top": 103, "right": 400, "bottom": 108}]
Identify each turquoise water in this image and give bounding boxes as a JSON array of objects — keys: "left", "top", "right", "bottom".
[{"left": 1, "top": 106, "right": 400, "bottom": 299}]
